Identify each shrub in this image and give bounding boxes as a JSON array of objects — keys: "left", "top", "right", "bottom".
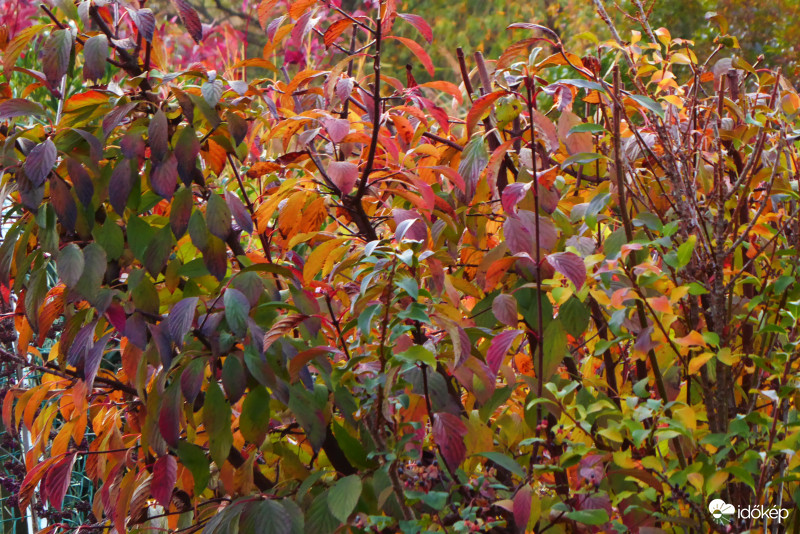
[{"left": 1, "top": 1, "right": 800, "bottom": 532}]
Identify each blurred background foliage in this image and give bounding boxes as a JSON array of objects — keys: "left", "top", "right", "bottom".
[{"left": 140, "top": 0, "right": 800, "bottom": 81}]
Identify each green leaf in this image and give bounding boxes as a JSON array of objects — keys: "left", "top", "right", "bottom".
[
  {"left": 239, "top": 500, "right": 291, "bottom": 534},
  {"left": 207, "top": 193, "right": 233, "bottom": 240},
  {"left": 474, "top": 452, "right": 526, "bottom": 478},
  {"left": 143, "top": 226, "right": 175, "bottom": 277},
  {"left": 630, "top": 94, "right": 665, "bottom": 119},
  {"left": 559, "top": 296, "right": 590, "bottom": 338},
  {"left": 203, "top": 381, "right": 233, "bottom": 468},
  {"left": 239, "top": 387, "right": 270, "bottom": 445},
  {"left": 327, "top": 475, "right": 362, "bottom": 523},
  {"left": 395, "top": 345, "right": 436, "bottom": 367},
  {"left": 176, "top": 442, "right": 210, "bottom": 496},
  {"left": 565, "top": 509, "right": 610, "bottom": 526},
  {"left": 224, "top": 288, "right": 251, "bottom": 337},
  {"left": 568, "top": 123, "right": 605, "bottom": 135},
  {"left": 561, "top": 152, "right": 604, "bottom": 168},
  {"left": 221, "top": 354, "right": 246, "bottom": 403},
  {"left": 677, "top": 235, "right": 697, "bottom": 269},
  {"left": 306, "top": 491, "right": 339, "bottom": 534},
  {"left": 92, "top": 221, "right": 124, "bottom": 260},
  {"left": 57, "top": 244, "right": 84, "bottom": 287},
  {"left": 559, "top": 79, "right": 606, "bottom": 92},
  {"left": 542, "top": 319, "right": 567, "bottom": 380}
]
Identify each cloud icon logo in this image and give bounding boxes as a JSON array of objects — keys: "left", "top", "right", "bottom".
[{"left": 709, "top": 499, "right": 735, "bottom": 523}]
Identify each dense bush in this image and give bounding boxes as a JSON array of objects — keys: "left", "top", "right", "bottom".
[{"left": 2, "top": 0, "right": 800, "bottom": 533}]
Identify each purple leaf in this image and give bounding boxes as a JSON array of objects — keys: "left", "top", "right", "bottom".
[
  {"left": 24, "top": 139, "right": 57, "bottom": 186},
  {"left": 172, "top": 0, "right": 204, "bottom": 42},
  {"left": 167, "top": 296, "right": 198, "bottom": 347},
  {"left": 151, "top": 455, "right": 177, "bottom": 508},
  {"left": 322, "top": 117, "right": 350, "bottom": 143},
  {"left": 103, "top": 102, "right": 138, "bottom": 138},
  {"left": 393, "top": 209, "right": 427, "bottom": 242},
  {"left": 206, "top": 193, "right": 232, "bottom": 240},
  {"left": 66, "top": 159, "right": 93, "bottom": 207},
  {"left": 109, "top": 159, "right": 133, "bottom": 215},
  {"left": 546, "top": 252, "right": 586, "bottom": 290},
  {"left": 225, "top": 191, "right": 253, "bottom": 233},
  {"left": 49, "top": 176, "right": 77, "bottom": 231},
  {"left": 327, "top": 161, "right": 358, "bottom": 195},
  {"left": 487, "top": 329, "right": 523, "bottom": 376},
  {"left": 83, "top": 35, "right": 108, "bottom": 82},
  {"left": 158, "top": 385, "right": 182, "bottom": 447},
  {"left": 0, "top": 99, "right": 45, "bottom": 120},
  {"left": 513, "top": 485, "right": 532, "bottom": 532},
  {"left": 149, "top": 109, "right": 169, "bottom": 162},
  {"left": 133, "top": 8, "right": 156, "bottom": 42},
  {"left": 150, "top": 153, "right": 178, "bottom": 200},
  {"left": 492, "top": 294, "right": 518, "bottom": 327},
  {"left": 84, "top": 332, "right": 112, "bottom": 390},
  {"left": 42, "top": 29, "right": 73, "bottom": 87},
  {"left": 335, "top": 77, "right": 354, "bottom": 104}
]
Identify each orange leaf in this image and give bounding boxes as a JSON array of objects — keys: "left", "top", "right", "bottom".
[
  {"left": 37, "top": 285, "right": 65, "bottom": 346},
  {"left": 648, "top": 295, "right": 672, "bottom": 315},
  {"left": 675, "top": 330, "right": 707, "bottom": 347},
  {"left": 257, "top": 0, "right": 280, "bottom": 29},
  {"left": 419, "top": 80, "right": 463, "bottom": 105},
  {"left": 289, "top": 0, "right": 317, "bottom": 19},
  {"left": 324, "top": 18, "right": 354, "bottom": 48},
  {"left": 466, "top": 90, "right": 508, "bottom": 137},
  {"left": 203, "top": 139, "right": 227, "bottom": 176}
]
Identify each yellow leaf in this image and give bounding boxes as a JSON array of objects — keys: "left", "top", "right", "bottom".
[
  {"left": 303, "top": 238, "right": 346, "bottom": 284},
  {"left": 705, "top": 471, "right": 728, "bottom": 494},
  {"left": 674, "top": 405, "right": 696, "bottom": 431},
  {"left": 674, "top": 330, "right": 707, "bottom": 347},
  {"left": 689, "top": 352, "right": 714, "bottom": 374},
  {"left": 687, "top": 472, "right": 704, "bottom": 491}
]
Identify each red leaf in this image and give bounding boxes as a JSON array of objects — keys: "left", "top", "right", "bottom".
[
  {"left": 327, "top": 161, "right": 358, "bottom": 195},
  {"left": 487, "top": 329, "right": 523, "bottom": 376},
  {"left": 501, "top": 181, "right": 531, "bottom": 217},
  {"left": 398, "top": 13, "right": 432, "bottom": 43},
  {"left": 386, "top": 36, "right": 434, "bottom": 76},
  {"left": 159, "top": 385, "right": 182, "bottom": 447},
  {"left": 171, "top": 0, "right": 203, "bottom": 42},
  {"left": 492, "top": 294, "right": 518, "bottom": 327},
  {"left": 324, "top": 18, "right": 353, "bottom": 48},
  {"left": 513, "top": 485, "right": 532, "bottom": 531},
  {"left": 530, "top": 110, "right": 559, "bottom": 153},
  {"left": 466, "top": 91, "right": 508, "bottom": 137},
  {"left": 43, "top": 452, "right": 77, "bottom": 511},
  {"left": 432, "top": 412, "right": 467, "bottom": 471},
  {"left": 546, "top": 252, "right": 586, "bottom": 290},
  {"left": 151, "top": 455, "right": 177, "bottom": 508},
  {"left": 49, "top": 176, "right": 77, "bottom": 231},
  {"left": 321, "top": 117, "right": 350, "bottom": 143}
]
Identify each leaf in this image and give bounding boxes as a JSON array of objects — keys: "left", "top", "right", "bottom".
[
  {"left": 49, "top": 177, "right": 77, "bottom": 231},
  {"left": 289, "top": 0, "right": 317, "bottom": 20},
  {"left": 108, "top": 158, "right": 134, "bottom": 215},
  {"left": 43, "top": 452, "right": 77, "bottom": 511},
  {"left": 170, "top": 187, "right": 193, "bottom": 238},
  {"left": 177, "top": 442, "right": 209, "bottom": 496},
  {"left": 149, "top": 109, "right": 169, "bottom": 162},
  {"left": 66, "top": 159, "right": 93, "bottom": 207},
  {"left": 57, "top": 244, "right": 84, "bottom": 287},
  {"left": 159, "top": 382, "right": 182, "bottom": 447},
  {"left": 475, "top": 452, "right": 526, "bottom": 478},
  {"left": 306, "top": 491, "right": 339, "bottom": 534},
  {"left": 203, "top": 234, "right": 228, "bottom": 280},
  {"left": 24, "top": 139, "right": 57, "bottom": 186},
  {"left": 559, "top": 297, "right": 590, "bottom": 338},
  {"left": 84, "top": 332, "right": 111, "bottom": 390},
  {"left": 327, "top": 161, "right": 358, "bottom": 195},
  {"left": 629, "top": 94, "right": 665, "bottom": 119},
  {"left": 150, "top": 153, "right": 179, "bottom": 200},
  {"left": 395, "top": 345, "right": 436, "bottom": 367},
  {"left": 501, "top": 182, "right": 532, "bottom": 217},
  {"left": 103, "top": 102, "right": 138, "bottom": 138},
  {"left": 327, "top": 475, "right": 361, "bottom": 523},
  {"left": 541, "top": 319, "right": 567, "bottom": 379},
  {"left": 42, "top": 29, "right": 73, "bottom": 86},
  {"left": 323, "top": 18, "right": 353, "bottom": 48},
  {"left": 172, "top": 0, "right": 204, "bottom": 42},
  {"left": 546, "top": 252, "right": 586, "bottom": 290},
  {"left": 202, "top": 79, "right": 224, "bottom": 107},
  {"left": 565, "top": 509, "right": 610, "bottom": 526},
  {"left": 492, "top": 294, "right": 519, "bottom": 327},
  {"left": 225, "top": 191, "right": 253, "bottom": 234},
  {"left": 133, "top": 8, "right": 156, "bottom": 42},
  {"left": 398, "top": 13, "right": 433, "bottom": 43},
  {"left": 386, "top": 35, "right": 434, "bottom": 76},
  {"left": 83, "top": 35, "right": 108, "bottom": 82},
  {"left": 432, "top": 412, "right": 467, "bottom": 471},
  {"left": 513, "top": 485, "right": 532, "bottom": 530},
  {"left": 222, "top": 354, "right": 246, "bottom": 403},
  {"left": 206, "top": 193, "right": 233, "bottom": 240},
  {"left": 203, "top": 381, "right": 233, "bottom": 468},
  {"left": 466, "top": 91, "right": 507, "bottom": 136},
  {"left": 175, "top": 126, "right": 201, "bottom": 186},
  {"left": 228, "top": 112, "right": 248, "bottom": 145},
  {"left": 240, "top": 387, "right": 271, "bottom": 445},
  {"left": 151, "top": 455, "right": 177, "bottom": 508},
  {"left": 487, "top": 329, "right": 523, "bottom": 376},
  {"left": 458, "top": 135, "right": 488, "bottom": 199},
  {"left": 0, "top": 99, "right": 45, "bottom": 120},
  {"left": 240, "top": 500, "right": 292, "bottom": 534},
  {"left": 223, "top": 288, "right": 250, "bottom": 338},
  {"left": 143, "top": 226, "right": 174, "bottom": 277},
  {"left": 181, "top": 357, "right": 206, "bottom": 402}
]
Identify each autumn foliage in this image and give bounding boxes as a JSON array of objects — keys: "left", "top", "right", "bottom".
[{"left": 2, "top": 0, "right": 800, "bottom": 532}]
